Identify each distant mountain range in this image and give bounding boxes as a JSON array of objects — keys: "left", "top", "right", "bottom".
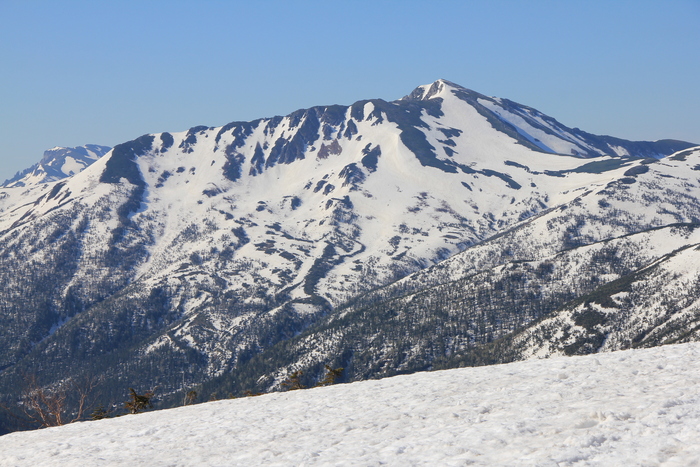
[
  {"left": 2, "top": 144, "right": 111, "bottom": 187},
  {"left": 0, "top": 80, "right": 697, "bottom": 430}
]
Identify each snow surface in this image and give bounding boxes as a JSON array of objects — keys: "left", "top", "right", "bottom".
[
  {"left": 59, "top": 156, "right": 85, "bottom": 176},
  {"left": 2, "top": 343, "right": 700, "bottom": 466}
]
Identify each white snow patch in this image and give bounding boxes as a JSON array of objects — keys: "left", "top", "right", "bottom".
[
  {"left": 60, "top": 157, "right": 85, "bottom": 176},
  {"left": 2, "top": 343, "right": 700, "bottom": 465}
]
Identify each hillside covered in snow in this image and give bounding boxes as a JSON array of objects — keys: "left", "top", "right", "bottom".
[
  {"left": 1, "top": 343, "right": 699, "bottom": 466},
  {"left": 1, "top": 145, "right": 110, "bottom": 188},
  {"left": 0, "top": 79, "right": 698, "bottom": 431}
]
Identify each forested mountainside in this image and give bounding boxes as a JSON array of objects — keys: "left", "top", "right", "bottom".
[
  {"left": 0, "top": 80, "right": 696, "bottom": 430},
  {"left": 195, "top": 148, "right": 700, "bottom": 396}
]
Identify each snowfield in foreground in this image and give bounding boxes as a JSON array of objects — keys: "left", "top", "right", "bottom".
[{"left": 2, "top": 344, "right": 700, "bottom": 466}]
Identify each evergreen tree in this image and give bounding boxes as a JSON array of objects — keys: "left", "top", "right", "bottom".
[
  {"left": 91, "top": 405, "right": 109, "bottom": 420},
  {"left": 184, "top": 390, "right": 197, "bottom": 406},
  {"left": 125, "top": 388, "right": 154, "bottom": 414},
  {"left": 281, "top": 371, "right": 305, "bottom": 391},
  {"left": 317, "top": 365, "right": 344, "bottom": 387}
]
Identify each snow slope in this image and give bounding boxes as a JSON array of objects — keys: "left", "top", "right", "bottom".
[
  {"left": 0, "top": 79, "right": 697, "bottom": 420},
  {"left": 1, "top": 343, "right": 699, "bottom": 466},
  {"left": 1, "top": 145, "right": 110, "bottom": 187}
]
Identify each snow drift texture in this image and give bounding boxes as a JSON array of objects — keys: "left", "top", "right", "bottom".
[{"left": 1, "top": 343, "right": 699, "bottom": 466}]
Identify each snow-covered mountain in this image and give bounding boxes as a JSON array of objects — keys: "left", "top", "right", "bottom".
[
  {"left": 1, "top": 343, "right": 699, "bottom": 466},
  {"left": 195, "top": 148, "right": 700, "bottom": 393},
  {"left": 1, "top": 144, "right": 111, "bottom": 188},
  {"left": 0, "top": 80, "right": 697, "bottom": 426}
]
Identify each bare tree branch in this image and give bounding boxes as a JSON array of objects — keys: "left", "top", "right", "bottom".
[{"left": 2, "top": 374, "right": 102, "bottom": 429}]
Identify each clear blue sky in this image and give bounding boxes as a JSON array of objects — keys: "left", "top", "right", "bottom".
[{"left": 1, "top": 0, "right": 698, "bottom": 181}]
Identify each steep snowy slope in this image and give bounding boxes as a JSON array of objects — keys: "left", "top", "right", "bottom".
[
  {"left": 1, "top": 343, "right": 700, "bottom": 466},
  {"left": 1, "top": 144, "right": 110, "bottom": 187},
  {"left": 507, "top": 235, "right": 700, "bottom": 359},
  {"left": 195, "top": 147, "right": 700, "bottom": 393},
  {"left": 0, "top": 80, "right": 696, "bottom": 421}
]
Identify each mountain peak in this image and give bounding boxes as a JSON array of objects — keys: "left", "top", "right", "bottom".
[
  {"left": 2, "top": 144, "right": 111, "bottom": 188},
  {"left": 402, "top": 79, "right": 464, "bottom": 101},
  {"left": 1, "top": 79, "right": 699, "bottom": 431}
]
